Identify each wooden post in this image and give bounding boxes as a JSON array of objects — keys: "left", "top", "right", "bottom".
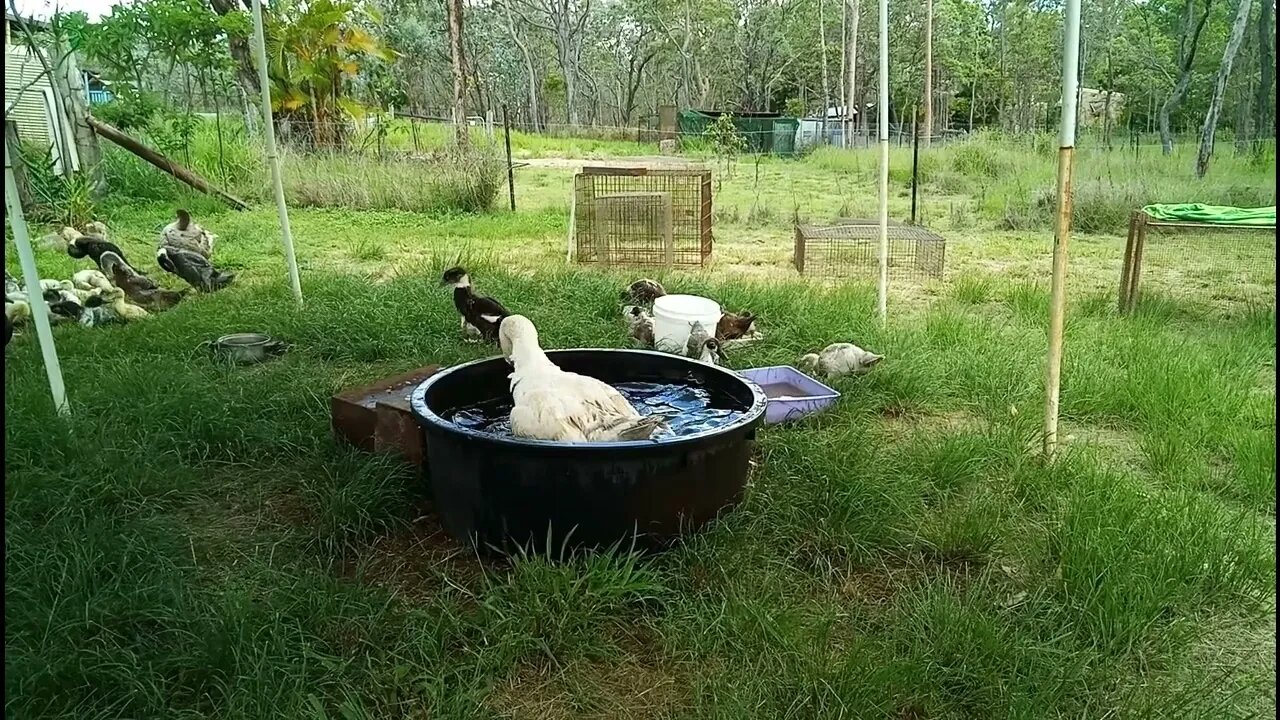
[
  {"left": 1125, "top": 214, "right": 1149, "bottom": 314},
  {"left": 503, "top": 105, "right": 516, "bottom": 211},
  {"left": 794, "top": 225, "right": 807, "bottom": 273},
  {"left": 1043, "top": 0, "right": 1082, "bottom": 458},
  {"left": 1118, "top": 211, "right": 1138, "bottom": 312},
  {"left": 910, "top": 111, "right": 920, "bottom": 224},
  {"left": 86, "top": 116, "right": 249, "bottom": 210}
]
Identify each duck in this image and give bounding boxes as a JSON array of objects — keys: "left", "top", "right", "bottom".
[
  {"left": 72, "top": 269, "right": 113, "bottom": 293},
  {"left": 500, "top": 314, "right": 666, "bottom": 442},
  {"left": 696, "top": 337, "right": 725, "bottom": 366},
  {"left": 620, "top": 278, "right": 666, "bottom": 306},
  {"left": 623, "top": 305, "right": 655, "bottom": 347},
  {"left": 716, "top": 311, "right": 758, "bottom": 342},
  {"left": 5, "top": 270, "right": 24, "bottom": 301},
  {"left": 159, "top": 208, "right": 215, "bottom": 258},
  {"left": 42, "top": 289, "right": 84, "bottom": 324},
  {"left": 99, "top": 251, "right": 186, "bottom": 310},
  {"left": 685, "top": 320, "right": 712, "bottom": 359},
  {"left": 798, "top": 343, "right": 884, "bottom": 379},
  {"left": 157, "top": 246, "right": 235, "bottom": 292},
  {"left": 67, "top": 235, "right": 133, "bottom": 272},
  {"left": 441, "top": 266, "right": 510, "bottom": 342}
]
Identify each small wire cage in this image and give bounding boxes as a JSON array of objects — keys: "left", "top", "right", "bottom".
[
  {"left": 793, "top": 220, "right": 947, "bottom": 280},
  {"left": 573, "top": 166, "right": 712, "bottom": 267}
]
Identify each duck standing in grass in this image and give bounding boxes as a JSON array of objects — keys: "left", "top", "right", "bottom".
[
  {"left": 157, "top": 247, "right": 235, "bottom": 293},
  {"left": 716, "top": 311, "right": 759, "bottom": 343},
  {"left": 500, "top": 314, "right": 666, "bottom": 442},
  {"left": 799, "top": 343, "right": 883, "bottom": 379},
  {"left": 159, "top": 209, "right": 216, "bottom": 257},
  {"left": 441, "top": 266, "right": 510, "bottom": 342}
]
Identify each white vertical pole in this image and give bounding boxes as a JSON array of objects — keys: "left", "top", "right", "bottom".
[
  {"left": 249, "top": 0, "right": 303, "bottom": 307},
  {"left": 1043, "top": 0, "right": 1082, "bottom": 458},
  {"left": 5, "top": 142, "right": 69, "bottom": 415},
  {"left": 876, "top": 0, "right": 889, "bottom": 321}
]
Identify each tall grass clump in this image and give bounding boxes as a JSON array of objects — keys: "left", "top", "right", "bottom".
[
  {"left": 15, "top": 141, "right": 97, "bottom": 226},
  {"left": 280, "top": 146, "right": 504, "bottom": 213}
]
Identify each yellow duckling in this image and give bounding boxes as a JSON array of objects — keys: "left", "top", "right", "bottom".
[{"left": 102, "top": 287, "right": 149, "bottom": 321}]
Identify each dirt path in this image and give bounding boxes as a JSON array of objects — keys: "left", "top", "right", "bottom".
[{"left": 518, "top": 156, "right": 705, "bottom": 170}]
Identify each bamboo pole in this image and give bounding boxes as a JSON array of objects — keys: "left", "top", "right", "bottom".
[
  {"left": 876, "top": 0, "right": 889, "bottom": 322},
  {"left": 5, "top": 141, "right": 68, "bottom": 415},
  {"left": 1043, "top": 0, "right": 1083, "bottom": 458},
  {"left": 249, "top": 0, "right": 303, "bottom": 307}
]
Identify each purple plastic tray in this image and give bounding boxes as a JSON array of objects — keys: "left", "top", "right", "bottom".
[{"left": 738, "top": 366, "right": 841, "bottom": 424}]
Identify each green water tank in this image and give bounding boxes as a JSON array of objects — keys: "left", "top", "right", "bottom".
[{"left": 772, "top": 119, "right": 799, "bottom": 156}]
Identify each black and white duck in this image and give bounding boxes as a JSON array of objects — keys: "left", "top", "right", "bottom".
[
  {"left": 157, "top": 246, "right": 235, "bottom": 293},
  {"left": 67, "top": 235, "right": 133, "bottom": 273},
  {"left": 440, "top": 266, "right": 510, "bottom": 342},
  {"left": 159, "top": 208, "right": 216, "bottom": 258}
]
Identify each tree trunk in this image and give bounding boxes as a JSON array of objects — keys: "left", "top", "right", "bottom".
[
  {"left": 1254, "top": 0, "right": 1274, "bottom": 150},
  {"left": 503, "top": 0, "right": 540, "bottom": 132},
  {"left": 1196, "top": 0, "right": 1254, "bottom": 177},
  {"left": 446, "top": 0, "right": 469, "bottom": 147},
  {"left": 923, "top": 0, "right": 933, "bottom": 146},
  {"left": 208, "top": 0, "right": 261, "bottom": 101},
  {"left": 819, "top": 0, "right": 831, "bottom": 141},
  {"left": 1160, "top": 0, "right": 1214, "bottom": 155},
  {"left": 847, "top": 0, "right": 860, "bottom": 146}
]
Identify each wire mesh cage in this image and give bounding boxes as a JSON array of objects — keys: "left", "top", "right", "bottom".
[
  {"left": 793, "top": 219, "right": 947, "bottom": 280},
  {"left": 1118, "top": 211, "right": 1277, "bottom": 313},
  {"left": 573, "top": 166, "right": 712, "bottom": 267}
]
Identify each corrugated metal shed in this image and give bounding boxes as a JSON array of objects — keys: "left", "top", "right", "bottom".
[{"left": 5, "top": 47, "right": 54, "bottom": 144}]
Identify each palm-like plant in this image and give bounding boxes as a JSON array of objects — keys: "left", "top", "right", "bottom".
[{"left": 264, "top": 0, "right": 395, "bottom": 147}]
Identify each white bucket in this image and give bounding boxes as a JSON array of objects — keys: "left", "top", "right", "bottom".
[{"left": 652, "top": 294, "right": 722, "bottom": 355}]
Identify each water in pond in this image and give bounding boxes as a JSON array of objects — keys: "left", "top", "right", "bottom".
[{"left": 448, "top": 381, "right": 745, "bottom": 440}]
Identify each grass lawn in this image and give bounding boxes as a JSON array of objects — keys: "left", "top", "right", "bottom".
[{"left": 5, "top": 137, "right": 1276, "bottom": 718}]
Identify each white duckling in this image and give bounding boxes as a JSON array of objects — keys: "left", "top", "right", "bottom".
[
  {"left": 798, "top": 343, "right": 883, "bottom": 379},
  {"left": 500, "top": 315, "right": 667, "bottom": 443},
  {"left": 72, "top": 269, "right": 113, "bottom": 293},
  {"left": 622, "top": 305, "right": 655, "bottom": 347}
]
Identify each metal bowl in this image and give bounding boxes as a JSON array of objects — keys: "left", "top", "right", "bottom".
[{"left": 211, "top": 333, "right": 287, "bottom": 365}]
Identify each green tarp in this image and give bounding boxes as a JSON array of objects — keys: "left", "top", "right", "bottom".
[
  {"left": 678, "top": 110, "right": 786, "bottom": 154},
  {"left": 1142, "top": 203, "right": 1277, "bottom": 227}
]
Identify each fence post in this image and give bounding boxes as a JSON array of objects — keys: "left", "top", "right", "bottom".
[
  {"left": 503, "top": 105, "right": 516, "bottom": 212},
  {"left": 910, "top": 111, "right": 920, "bottom": 225}
]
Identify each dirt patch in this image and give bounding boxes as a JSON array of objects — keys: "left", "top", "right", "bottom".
[
  {"left": 487, "top": 653, "right": 686, "bottom": 720},
  {"left": 520, "top": 156, "right": 703, "bottom": 171},
  {"left": 337, "top": 500, "right": 483, "bottom": 600}
]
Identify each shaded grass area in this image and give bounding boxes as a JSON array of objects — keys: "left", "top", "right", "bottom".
[{"left": 5, "top": 228, "right": 1275, "bottom": 717}]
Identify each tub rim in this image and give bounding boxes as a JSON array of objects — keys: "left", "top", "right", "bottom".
[{"left": 410, "top": 348, "right": 769, "bottom": 452}]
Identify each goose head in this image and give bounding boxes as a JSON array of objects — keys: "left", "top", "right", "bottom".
[
  {"left": 175, "top": 209, "right": 191, "bottom": 231},
  {"left": 498, "top": 314, "right": 537, "bottom": 364},
  {"left": 440, "top": 266, "right": 470, "bottom": 289}
]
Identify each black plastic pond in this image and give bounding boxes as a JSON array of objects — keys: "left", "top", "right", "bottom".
[{"left": 410, "top": 349, "right": 768, "bottom": 552}]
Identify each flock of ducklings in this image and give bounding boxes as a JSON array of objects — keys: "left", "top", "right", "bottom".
[{"left": 5, "top": 210, "right": 236, "bottom": 346}]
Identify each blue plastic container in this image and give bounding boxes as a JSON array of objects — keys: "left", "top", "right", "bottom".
[{"left": 738, "top": 366, "right": 841, "bottom": 424}]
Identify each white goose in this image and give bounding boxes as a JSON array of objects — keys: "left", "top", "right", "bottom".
[{"left": 499, "top": 315, "right": 666, "bottom": 443}]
